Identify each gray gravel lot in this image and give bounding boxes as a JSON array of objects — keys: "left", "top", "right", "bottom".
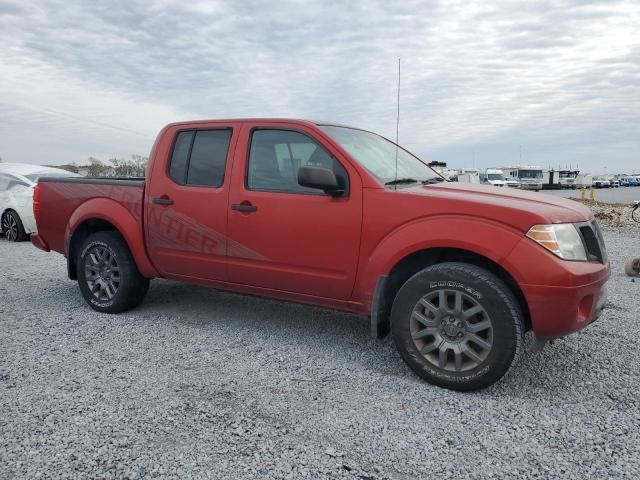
[{"left": 1, "top": 230, "right": 639, "bottom": 479}]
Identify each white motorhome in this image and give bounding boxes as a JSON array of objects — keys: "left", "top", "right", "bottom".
[
  {"left": 482, "top": 169, "right": 507, "bottom": 187},
  {"left": 499, "top": 165, "right": 543, "bottom": 191}
]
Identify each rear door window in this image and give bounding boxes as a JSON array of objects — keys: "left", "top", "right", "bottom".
[{"left": 168, "top": 129, "right": 232, "bottom": 187}]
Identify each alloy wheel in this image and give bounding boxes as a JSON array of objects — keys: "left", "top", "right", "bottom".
[
  {"left": 410, "top": 289, "right": 493, "bottom": 372},
  {"left": 2, "top": 214, "right": 18, "bottom": 241},
  {"left": 84, "top": 246, "right": 121, "bottom": 302}
]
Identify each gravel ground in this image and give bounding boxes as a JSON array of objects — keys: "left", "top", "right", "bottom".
[{"left": 1, "top": 230, "right": 639, "bottom": 479}]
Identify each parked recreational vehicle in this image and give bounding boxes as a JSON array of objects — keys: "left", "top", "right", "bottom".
[{"left": 498, "top": 166, "right": 543, "bottom": 191}]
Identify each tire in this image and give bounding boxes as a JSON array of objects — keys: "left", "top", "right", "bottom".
[
  {"left": 2, "top": 211, "right": 28, "bottom": 242},
  {"left": 625, "top": 257, "right": 640, "bottom": 277},
  {"left": 77, "top": 231, "right": 149, "bottom": 313},
  {"left": 391, "top": 262, "right": 524, "bottom": 391}
]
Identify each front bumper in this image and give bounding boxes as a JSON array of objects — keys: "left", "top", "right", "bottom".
[
  {"left": 504, "top": 237, "right": 610, "bottom": 339},
  {"left": 593, "top": 284, "right": 607, "bottom": 322}
]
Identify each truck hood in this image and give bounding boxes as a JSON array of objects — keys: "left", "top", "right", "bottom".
[{"left": 402, "top": 182, "right": 592, "bottom": 232}]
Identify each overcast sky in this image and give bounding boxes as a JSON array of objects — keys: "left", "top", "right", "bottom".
[{"left": 1, "top": 0, "right": 639, "bottom": 173}]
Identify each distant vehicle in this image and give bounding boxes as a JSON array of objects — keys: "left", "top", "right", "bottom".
[
  {"left": 0, "top": 163, "right": 80, "bottom": 241},
  {"left": 504, "top": 176, "right": 520, "bottom": 188},
  {"left": 30, "top": 118, "right": 610, "bottom": 391},
  {"left": 558, "top": 170, "right": 579, "bottom": 189},
  {"left": 609, "top": 178, "right": 620, "bottom": 188},
  {"left": 629, "top": 177, "right": 640, "bottom": 186},
  {"left": 593, "top": 178, "right": 610, "bottom": 188},
  {"left": 499, "top": 166, "right": 544, "bottom": 191},
  {"left": 482, "top": 169, "right": 507, "bottom": 187}
]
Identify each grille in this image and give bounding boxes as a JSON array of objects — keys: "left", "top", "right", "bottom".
[{"left": 579, "top": 220, "right": 607, "bottom": 263}]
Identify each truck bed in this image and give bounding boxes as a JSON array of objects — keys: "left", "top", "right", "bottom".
[{"left": 36, "top": 177, "right": 146, "bottom": 256}]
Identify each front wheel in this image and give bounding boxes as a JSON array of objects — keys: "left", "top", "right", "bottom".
[
  {"left": 391, "top": 262, "right": 524, "bottom": 391},
  {"left": 77, "top": 231, "right": 149, "bottom": 313}
]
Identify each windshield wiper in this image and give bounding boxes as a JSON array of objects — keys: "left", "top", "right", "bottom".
[
  {"left": 384, "top": 178, "right": 419, "bottom": 186},
  {"left": 421, "top": 177, "right": 445, "bottom": 185}
]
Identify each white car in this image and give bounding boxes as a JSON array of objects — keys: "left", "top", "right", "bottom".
[{"left": 0, "top": 163, "right": 80, "bottom": 242}]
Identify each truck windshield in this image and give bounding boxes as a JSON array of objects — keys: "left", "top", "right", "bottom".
[
  {"left": 487, "top": 174, "right": 504, "bottom": 180},
  {"left": 519, "top": 169, "right": 542, "bottom": 179},
  {"left": 319, "top": 125, "right": 440, "bottom": 184}
]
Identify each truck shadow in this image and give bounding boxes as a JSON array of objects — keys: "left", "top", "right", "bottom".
[
  {"left": 140, "top": 278, "right": 402, "bottom": 368},
  {"left": 132, "top": 279, "right": 617, "bottom": 400}
]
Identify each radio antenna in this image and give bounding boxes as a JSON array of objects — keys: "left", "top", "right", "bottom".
[{"left": 394, "top": 58, "right": 401, "bottom": 190}]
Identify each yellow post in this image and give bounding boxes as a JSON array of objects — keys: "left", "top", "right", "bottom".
[
  {"left": 589, "top": 186, "right": 595, "bottom": 201},
  {"left": 581, "top": 188, "right": 585, "bottom": 201}
]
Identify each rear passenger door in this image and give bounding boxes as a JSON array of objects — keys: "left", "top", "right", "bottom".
[{"left": 145, "top": 123, "right": 238, "bottom": 280}]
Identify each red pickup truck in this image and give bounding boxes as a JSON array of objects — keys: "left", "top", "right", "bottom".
[{"left": 31, "top": 119, "right": 610, "bottom": 390}]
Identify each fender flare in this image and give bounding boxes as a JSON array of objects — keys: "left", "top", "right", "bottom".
[
  {"left": 66, "top": 198, "right": 158, "bottom": 278},
  {"left": 356, "top": 215, "right": 526, "bottom": 309}
]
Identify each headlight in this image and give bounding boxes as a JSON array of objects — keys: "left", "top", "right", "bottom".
[{"left": 526, "top": 224, "right": 587, "bottom": 261}]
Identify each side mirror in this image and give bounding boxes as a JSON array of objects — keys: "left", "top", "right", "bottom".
[{"left": 298, "top": 166, "right": 344, "bottom": 196}]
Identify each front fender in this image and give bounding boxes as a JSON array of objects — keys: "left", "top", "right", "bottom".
[
  {"left": 66, "top": 198, "right": 158, "bottom": 278},
  {"left": 355, "top": 215, "right": 525, "bottom": 308}
]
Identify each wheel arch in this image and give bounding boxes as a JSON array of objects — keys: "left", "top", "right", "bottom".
[
  {"left": 66, "top": 199, "right": 158, "bottom": 280},
  {"left": 362, "top": 217, "right": 531, "bottom": 338},
  {"left": 371, "top": 246, "right": 531, "bottom": 338}
]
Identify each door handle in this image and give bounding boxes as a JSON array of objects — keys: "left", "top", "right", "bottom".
[
  {"left": 152, "top": 197, "right": 174, "bottom": 206},
  {"left": 231, "top": 202, "right": 257, "bottom": 213}
]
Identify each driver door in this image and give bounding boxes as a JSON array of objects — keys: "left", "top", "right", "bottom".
[{"left": 226, "top": 122, "right": 363, "bottom": 300}]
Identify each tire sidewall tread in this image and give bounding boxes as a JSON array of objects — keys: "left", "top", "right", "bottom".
[
  {"left": 76, "top": 231, "right": 149, "bottom": 313},
  {"left": 2, "top": 211, "right": 28, "bottom": 242},
  {"left": 391, "top": 262, "right": 524, "bottom": 391}
]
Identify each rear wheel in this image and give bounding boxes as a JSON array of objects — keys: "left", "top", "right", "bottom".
[
  {"left": 391, "top": 262, "right": 524, "bottom": 391},
  {"left": 77, "top": 231, "right": 149, "bottom": 313},
  {"left": 2, "top": 211, "right": 27, "bottom": 242}
]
